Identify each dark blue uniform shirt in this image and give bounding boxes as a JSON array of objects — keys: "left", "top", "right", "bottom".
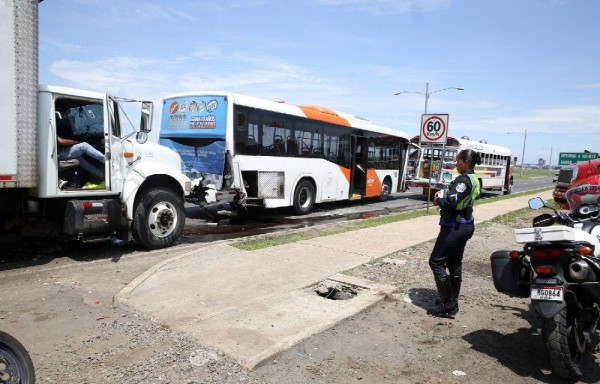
[{"left": 437, "top": 169, "right": 476, "bottom": 226}]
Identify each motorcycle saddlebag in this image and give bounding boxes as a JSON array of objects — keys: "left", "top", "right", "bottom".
[{"left": 490, "top": 250, "right": 530, "bottom": 298}]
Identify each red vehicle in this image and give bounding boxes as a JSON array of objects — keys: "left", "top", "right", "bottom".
[{"left": 553, "top": 159, "right": 600, "bottom": 209}]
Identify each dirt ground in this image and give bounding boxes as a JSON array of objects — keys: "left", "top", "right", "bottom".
[{"left": 1, "top": 209, "right": 600, "bottom": 383}]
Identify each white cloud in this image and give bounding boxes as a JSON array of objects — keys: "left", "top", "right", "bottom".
[
  {"left": 40, "top": 37, "right": 84, "bottom": 54},
  {"left": 312, "top": 0, "right": 452, "bottom": 13},
  {"left": 49, "top": 57, "right": 167, "bottom": 97},
  {"left": 575, "top": 82, "right": 600, "bottom": 90},
  {"left": 46, "top": 51, "right": 345, "bottom": 103},
  {"left": 455, "top": 105, "right": 600, "bottom": 138}
]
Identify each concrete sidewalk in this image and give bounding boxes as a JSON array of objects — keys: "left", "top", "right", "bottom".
[{"left": 115, "top": 190, "right": 553, "bottom": 369}]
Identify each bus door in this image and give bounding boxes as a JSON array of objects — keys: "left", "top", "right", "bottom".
[
  {"left": 398, "top": 141, "right": 417, "bottom": 192},
  {"left": 349, "top": 135, "right": 368, "bottom": 198}
]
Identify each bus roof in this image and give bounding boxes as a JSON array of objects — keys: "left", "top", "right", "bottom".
[
  {"left": 410, "top": 135, "right": 511, "bottom": 157},
  {"left": 163, "top": 91, "right": 410, "bottom": 140}
]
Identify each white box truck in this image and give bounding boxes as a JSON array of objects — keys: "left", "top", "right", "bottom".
[{"left": 0, "top": 0, "right": 190, "bottom": 249}]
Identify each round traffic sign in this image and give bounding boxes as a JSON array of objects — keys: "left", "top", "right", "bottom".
[{"left": 421, "top": 115, "right": 447, "bottom": 142}]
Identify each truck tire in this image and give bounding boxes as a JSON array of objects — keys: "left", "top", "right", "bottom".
[
  {"left": 0, "top": 330, "right": 35, "bottom": 384},
  {"left": 132, "top": 188, "right": 185, "bottom": 249},
  {"left": 293, "top": 180, "right": 315, "bottom": 215}
]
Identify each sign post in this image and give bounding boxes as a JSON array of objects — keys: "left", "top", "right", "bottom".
[{"left": 420, "top": 114, "right": 449, "bottom": 212}]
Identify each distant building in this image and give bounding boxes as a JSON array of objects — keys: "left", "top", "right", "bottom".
[{"left": 538, "top": 158, "right": 546, "bottom": 167}]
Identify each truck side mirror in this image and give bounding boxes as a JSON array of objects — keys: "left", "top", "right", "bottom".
[
  {"left": 140, "top": 101, "right": 153, "bottom": 132},
  {"left": 136, "top": 131, "right": 148, "bottom": 144}
]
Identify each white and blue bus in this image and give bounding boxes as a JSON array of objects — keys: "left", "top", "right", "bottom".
[
  {"left": 159, "top": 92, "right": 417, "bottom": 215},
  {"left": 407, "top": 135, "right": 513, "bottom": 197}
]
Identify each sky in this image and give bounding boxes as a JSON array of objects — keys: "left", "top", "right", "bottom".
[{"left": 37, "top": 0, "right": 599, "bottom": 167}]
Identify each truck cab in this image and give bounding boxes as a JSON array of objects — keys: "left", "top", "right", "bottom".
[
  {"left": 0, "top": 0, "right": 190, "bottom": 250},
  {"left": 553, "top": 159, "right": 600, "bottom": 210}
]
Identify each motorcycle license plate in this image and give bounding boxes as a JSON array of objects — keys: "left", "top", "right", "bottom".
[{"left": 530, "top": 285, "right": 563, "bottom": 302}]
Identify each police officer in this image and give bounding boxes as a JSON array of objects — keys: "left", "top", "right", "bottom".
[{"left": 427, "top": 149, "right": 481, "bottom": 317}]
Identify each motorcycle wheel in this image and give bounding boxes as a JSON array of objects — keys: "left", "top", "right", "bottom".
[
  {"left": 541, "top": 306, "right": 585, "bottom": 380},
  {"left": 0, "top": 330, "right": 35, "bottom": 384}
]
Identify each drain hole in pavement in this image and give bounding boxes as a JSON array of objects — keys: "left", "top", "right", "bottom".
[{"left": 314, "top": 281, "right": 365, "bottom": 300}]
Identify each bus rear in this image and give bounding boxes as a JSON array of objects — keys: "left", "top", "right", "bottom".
[{"left": 159, "top": 93, "right": 242, "bottom": 212}]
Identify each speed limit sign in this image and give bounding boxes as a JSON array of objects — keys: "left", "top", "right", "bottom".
[{"left": 420, "top": 114, "right": 449, "bottom": 143}]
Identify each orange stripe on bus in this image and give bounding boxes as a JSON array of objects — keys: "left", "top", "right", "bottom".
[
  {"left": 339, "top": 165, "right": 351, "bottom": 183},
  {"left": 364, "top": 170, "right": 382, "bottom": 198},
  {"left": 298, "top": 105, "right": 350, "bottom": 127}
]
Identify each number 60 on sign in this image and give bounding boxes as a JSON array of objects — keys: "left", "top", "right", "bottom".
[{"left": 420, "top": 114, "right": 449, "bottom": 143}]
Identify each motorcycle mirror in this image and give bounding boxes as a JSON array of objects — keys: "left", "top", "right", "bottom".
[{"left": 528, "top": 197, "right": 545, "bottom": 210}]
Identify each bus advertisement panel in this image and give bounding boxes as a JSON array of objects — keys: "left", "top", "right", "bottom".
[{"left": 160, "top": 95, "right": 227, "bottom": 181}]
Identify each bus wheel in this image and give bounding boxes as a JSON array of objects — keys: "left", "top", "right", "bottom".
[
  {"left": 132, "top": 188, "right": 185, "bottom": 249},
  {"left": 504, "top": 183, "right": 513, "bottom": 195},
  {"left": 293, "top": 180, "right": 315, "bottom": 215},
  {"left": 378, "top": 179, "right": 392, "bottom": 202}
]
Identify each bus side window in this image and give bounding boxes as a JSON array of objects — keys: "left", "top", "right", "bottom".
[
  {"left": 234, "top": 111, "right": 247, "bottom": 154},
  {"left": 236, "top": 112, "right": 246, "bottom": 129},
  {"left": 311, "top": 129, "right": 323, "bottom": 158},
  {"left": 261, "top": 116, "right": 290, "bottom": 156},
  {"left": 246, "top": 113, "right": 260, "bottom": 155}
]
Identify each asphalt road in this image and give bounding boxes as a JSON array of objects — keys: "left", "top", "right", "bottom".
[
  {"left": 181, "top": 176, "right": 555, "bottom": 243},
  {"left": 0, "top": 176, "right": 554, "bottom": 267}
]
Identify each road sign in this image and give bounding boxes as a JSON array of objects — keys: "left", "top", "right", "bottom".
[
  {"left": 420, "top": 114, "right": 449, "bottom": 144},
  {"left": 558, "top": 152, "right": 598, "bottom": 165}
]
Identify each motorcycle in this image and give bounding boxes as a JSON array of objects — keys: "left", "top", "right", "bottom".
[
  {"left": 0, "top": 330, "right": 35, "bottom": 383},
  {"left": 491, "top": 197, "right": 600, "bottom": 380}
]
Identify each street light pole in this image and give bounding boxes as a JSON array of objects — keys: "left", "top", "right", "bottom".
[
  {"left": 394, "top": 82, "right": 463, "bottom": 115},
  {"left": 507, "top": 129, "right": 545, "bottom": 177},
  {"left": 394, "top": 82, "right": 463, "bottom": 147},
  {"left": 520, "top": 129, "right": 527, "bottom": 177},
  {"left": 394, "top": 83, "right": 463, "bottom": 212},
  {"left": 424, "top": 82, "right": 430, "bottom": 114},
  {"left": 548, "top": 146, "right": 553, "bottom": 176}
]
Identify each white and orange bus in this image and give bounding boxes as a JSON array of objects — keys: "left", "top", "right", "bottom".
[
  {"left": 407, "top": 135, "right": 513, "bottom": 197},
  {"left": 159, "top": 92, "right": 417, "bottom": 215}
]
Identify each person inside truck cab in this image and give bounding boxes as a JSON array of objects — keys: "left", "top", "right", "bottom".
[
  {"left": 57, "top": 135, "right": 105, "bottom": 181},
  {"left": 56, "top": 111, "right": 106, "bottom": 182}
]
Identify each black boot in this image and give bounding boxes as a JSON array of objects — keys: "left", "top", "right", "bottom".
[
  {"left": 435, "top": 275, "right": 462, "bottom": 311},
  {"left": 450, "top": 275, "right": 462, "bottom": 313},
  {"left": 428, "top": 275, "right": 457, "bottom": 317}
]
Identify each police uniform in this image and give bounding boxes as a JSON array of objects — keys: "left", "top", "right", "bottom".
[{"left": 427, "top": 169, "right": 480, "bottom": 316}]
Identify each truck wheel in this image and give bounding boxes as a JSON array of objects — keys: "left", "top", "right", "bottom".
[
  {"left": 504, "top": 182, "right": 513, "bottom": 195},
  {"left": 293, "top": 180, "right": 315, "bottom": 215},
  {"left": 132, "top": 188, "right": 185, "bottom": 249}
]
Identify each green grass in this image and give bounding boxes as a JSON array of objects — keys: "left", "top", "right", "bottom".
[
  {"left": 513, "top": 168, "right": 555, "bottom": 180},
  {"left": 231, "top": 187, "right": 554, "bottom": 251},
  {"left": 474, "top": 187, "right": 553, "bottom": 206}
]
